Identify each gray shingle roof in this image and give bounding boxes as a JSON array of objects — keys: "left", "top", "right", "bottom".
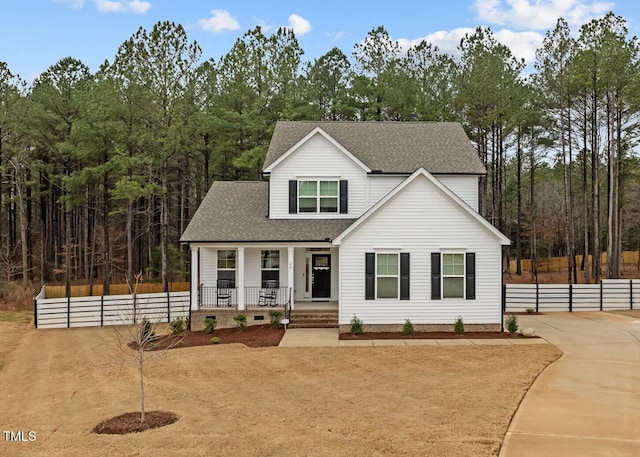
[
  {"left": 263, "top": 121, "right": 486, "bottom": 174},
  {"left": 180, "top": 181, "right": 356, "bottom": 243}
]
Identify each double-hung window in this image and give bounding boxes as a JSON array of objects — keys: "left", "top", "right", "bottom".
[
  {"left": 376, "top": 253, "right": 399, "bottom": 299},
  {"left": 431, "top": 252, "right": 475, "bottom": 300},
  {"left": 365, "top": 252, "right": 410, "bottom": 300},
  {"left": 261, "top": 250, "right": 280, "bottom": 287},
  {"left": 217, "top": 250, "right": 236, "bottom": 287},
  {"left": 298, "top": 180, "right": 338, "bottom": 213},
  {"left": 442, "top": 253, "right": 465, "bottom": 298}
]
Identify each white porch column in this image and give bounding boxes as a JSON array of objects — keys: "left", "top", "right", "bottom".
[
  {"left": 288, "top": 246, "right": 295, "bottom": 310},
  {"left": 190, "top": 246, "right": 199, "bottom": 311},
  {"left": 237, "top": 247, "right": 245, "bottom": 310}
]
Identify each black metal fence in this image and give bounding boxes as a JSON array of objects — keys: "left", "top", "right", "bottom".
[
  {"left": 198, "top": 285, "right": 291, "bottom": 309},
  {"left": 504, "top": 279, "right": 639, "bottom": 313}
]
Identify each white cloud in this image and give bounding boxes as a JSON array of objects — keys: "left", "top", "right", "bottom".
[
  {"left": 95, "top": 0, "right": 150, "bottom": 13},
  {"left": 198, "top": 9, "right": 241, "bottom": 33},
  {"left": 53, "top": 0, "right": 86, "bottom": 8},
  {"left": 397, "top": 26, "right": 542, "bottom": 67},
  {"left": 288, "top": 14, "right": 312, "bottom": 36},
  {"left": 472, "top": 0, "right": 614, "bottom": 30}
]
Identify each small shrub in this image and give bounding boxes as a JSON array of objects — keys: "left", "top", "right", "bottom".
[
  {"left": 526, "top": 307, "right": 535, "bottom": 314},
  {"left": 203, "top": 317, "right": 217, "bottom": 335},
  {"left": 505, "top": 315, "right": 519, "bottom": 334},
  {"left": 140, "top": 319, "right": 156, "bottom": 340},
  {"left": 350, "top": 315, "right": 364, "bottom": 334},
  {"left": 210, "top": 336, "right": 220, "bottom": 344},
  {"left": 402, "top": 319, "right": 414, "bottom": 335},
  {"left": 175, "top": 340, "right": 184, "bottom": 348},
  {"left": 454, "top": 316, "right": 464, "bottom": 334},
  {"left": 268, "top": 310, "right": 283, "bottom": 328},
  {"left": 233, "top": 313, "right": 247, "bottom": 331},
  {"left": 169, "top": 317, "right": 186, "bottom": 334}
]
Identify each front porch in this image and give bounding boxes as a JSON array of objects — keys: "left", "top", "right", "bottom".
[{"left": 189, "top": 244, "right": 340, "bottom": 312}]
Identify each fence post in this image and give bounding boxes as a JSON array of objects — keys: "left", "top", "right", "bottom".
[
  {"left": 100, "top": 295, "right": 104, "bottom": 327},
  {"left": 599, "top": 281, "right": 603, "bottom": 311},
  {"left": 502, "top": 284, "right": 506, "bottom": 312},
  {"left": 535, "top": 283, "right": 539, "bottom": 313},
  {"left": 33, "top": 296, "right": 38, "bottom": 329},
  {"left": 569, "top": 284, "right": 573, "bottom": 312},
  {"left": 67, "top": 296, "right": 71, "bottom": 328},
  {"left": 167, "top": 291, "right": 171, "bottom": 323}
]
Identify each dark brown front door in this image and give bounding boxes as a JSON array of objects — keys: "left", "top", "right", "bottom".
[{"left": 312, "top": 254, "right": 331, "bottom": 299}]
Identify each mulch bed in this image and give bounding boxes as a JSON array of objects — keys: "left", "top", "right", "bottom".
[
  {"left": 144, "top": 324, "right": 285, "bottom": 350},
  {"left": 339, "top": 331, "right": 532, "bottom": 340},
  {"left": 93, "top": 411, "right": 178, "bottom": 435}
]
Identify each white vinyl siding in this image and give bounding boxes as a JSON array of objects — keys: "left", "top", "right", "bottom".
[
  {"left": 338, "top": 175, "right": 502, "bottom": 326},
  {"left": 435, "top": 175, "right": 479, "bottom": 212},
  {"left": 368, "top": 175, "right": 404, "bottom": 207},
  {"left": 269, "top": 132, "right": 367, "bottom": 218}
]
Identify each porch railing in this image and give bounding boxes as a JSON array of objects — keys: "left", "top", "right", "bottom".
[{"left": 199, "top": 285, "right": 291, "bottom": 310}]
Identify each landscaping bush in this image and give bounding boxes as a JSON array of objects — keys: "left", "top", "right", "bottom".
[
  {"left": 402, "top": 319, "right": 414, "bottom": 335},
  {"left": 141, "top": 319, "right": 156, "bottom": 340},
  {"left": 454, "top": 316, "right": 464, "bottom": 334},
  {"left": 233, "top": 313, "right": 247, "bottom": 331},
  {"left": 350, "top": 315, "right": 363, "bottom": 334},
  {"left": 526, "top": 307, "right": 535, "bottom": 314},
  {"left": 169, "top": 317, "right": 186, "bottom": 334},
  {"left": 268, "top": 310, "right": 283, "bottom": 328},
  {"left": 203, "top": 317, "right": 217, "bottom": 335},
  {"left": 210, "top": 336, "right": 220, "bottom": 344},
  {"left": 505, "top": 315, "right": 519, "bottom": 334}
]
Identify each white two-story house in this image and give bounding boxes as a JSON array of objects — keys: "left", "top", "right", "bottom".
[{"left": 181, "top": 121, "right": 510, "bottom": 332}]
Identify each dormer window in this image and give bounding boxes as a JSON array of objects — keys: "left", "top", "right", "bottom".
[
  {"left": 289, "top": 179, "right": 348, "bottom": 214},
  {"left": 299, "top": 180, "right": 338, "bottom": 213}
]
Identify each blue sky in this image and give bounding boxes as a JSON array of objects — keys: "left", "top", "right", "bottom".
[{"left": 2, "top": 0, "right": 639, "bottom": 82}]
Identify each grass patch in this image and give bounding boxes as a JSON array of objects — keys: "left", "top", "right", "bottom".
[
  {"left": 0, "top": 311, "right": 32, "bottom": 323},
  {"left": 0, "top": 325, "right": 561, "bottom": 457}
]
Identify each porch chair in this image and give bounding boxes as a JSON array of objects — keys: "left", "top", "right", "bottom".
[
  {"left": 258, "top": 280, "right": 278, "bottom": 307},
  {"left": 216, "top": 279, "right": 232, "bottom": 307}
]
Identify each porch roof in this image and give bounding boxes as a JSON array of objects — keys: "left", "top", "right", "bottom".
[{"left": 181, "top": 181, "right": 356, "bottom": 243}]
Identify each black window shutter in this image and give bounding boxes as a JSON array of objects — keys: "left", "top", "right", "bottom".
[
  {"left": 339, "top": 180, "right": 348, "bottom": 214},
  {"left": 400, "top": 253, "right": 410, "bottom": 300},
  {"left": 288, "top": 180, "right": 297, "bottom": 214},
  {"left": 466, "top": 252, "right": 476, "bottom": 300},
  {"left": 431, "top": 253, "right": 441, "bottom": 300},
  {"left": 365, "top": 253, "right": 375, "bottom": 300}
]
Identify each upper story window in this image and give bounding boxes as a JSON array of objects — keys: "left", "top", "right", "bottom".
[
  {"left": 299, "top": 180, "right": 338, "bottom": 213},
  {"left": 290, "top": 179, "right": 348, "bottom": 214}
]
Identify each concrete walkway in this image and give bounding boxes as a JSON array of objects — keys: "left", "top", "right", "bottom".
[
  {"left": 500, "top": 312, "right": 640, "bottom": 457},
  {"left": 278, "top": 328, "right": 548, "bottom": 347}
]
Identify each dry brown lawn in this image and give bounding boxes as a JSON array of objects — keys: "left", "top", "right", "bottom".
[
  {"left": 0, "top": 318, "right": 560, "bottom": 457},
  {"left": 607, "top": 309, "right": 640, "bottom": 319}
]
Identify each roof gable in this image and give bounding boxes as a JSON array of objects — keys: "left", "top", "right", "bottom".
[
  {"left": 264, "top": 121, "right": 486, "bottom": 175},
  {"left": 262, "top": 127, "right": 370, "bottom": 173},
  {"left": 332, "top": 168, "right": 510, "bottom": 245}
]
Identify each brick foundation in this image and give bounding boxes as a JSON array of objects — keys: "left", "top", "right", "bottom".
[
  {"left": 191, "top": 308, "right": 285, "bottom": 331},
  {"left": 338, "top": 323, "right": 501, "bottom": 334}
]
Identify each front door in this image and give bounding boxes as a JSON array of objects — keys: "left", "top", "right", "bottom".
[{"left": 312, "top": 254, "right": 331, "bottom": 299}]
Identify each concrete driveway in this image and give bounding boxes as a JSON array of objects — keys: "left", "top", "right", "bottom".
[{"left": 500, "top": 312, "right": 640, "bottom": 456}]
